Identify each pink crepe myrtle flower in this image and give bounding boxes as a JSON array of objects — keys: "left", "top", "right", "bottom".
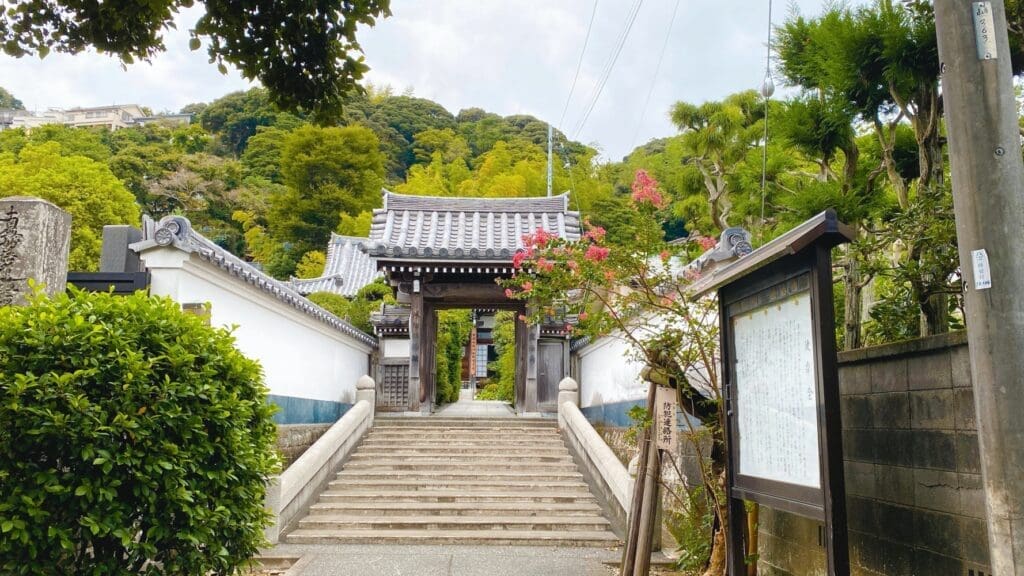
[
  {"left": 583, "top": 226, "right": 606, "bottom": 243},
  {"left": 584, "top": 245, "right": 610, "bottom": 262},
  {"left": 536, "top": 257, "right": 555, "bottom": 272},
  {"left": 504, "top": 288, "right": 515, "bottom": 299},
  {"left": 512, "top": 250, "right": 528, "bottom": 269},
  {"left": 521, "top": 281, "right": 533, "bottom": 292},
  {"left": 660, "top": 250, "right": 671, "bottom": 262},
  {"left": 578, "top": 311, "right": 589, "bottom": 321},
  {"left": 631, "top": 169, "right": 667, "bottom": 209}
]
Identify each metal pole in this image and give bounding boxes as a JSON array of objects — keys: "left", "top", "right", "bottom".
[
  {"left": 547, "top": 123, "right": 554, "bottom": 197},
  {"left": 934, "top": 2, "right": 1024, "bottom": 573}
]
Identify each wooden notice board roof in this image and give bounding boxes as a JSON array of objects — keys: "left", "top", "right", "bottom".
[{"left": 687, "top": 210, "right": 855, "bottom": 299}]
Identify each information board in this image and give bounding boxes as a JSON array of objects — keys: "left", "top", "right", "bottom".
[{"left": 732, "top": 289, "right": 821, "bottom": 488}]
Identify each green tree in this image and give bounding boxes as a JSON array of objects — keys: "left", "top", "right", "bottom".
[
  {"left": 0, "top": 0, "right": 391, "bottom": 119},
  {"left": 337, "top": 211, "right": 372, "bottom": 237},
  {"left": 241, "top": 126, "right": 292, "bottom": 182},
  {"left": 0, "top": 142, "right": 139, "bottom": 270},
  {"left": 295, "top": 251, "right": 326, "bottom": 279},
  {"left": 777, "top": 0, "right": 958, "bottom": 336},
  {"left": 199, "top": 88, "right": 303, "bottom": 157},
  {"left": 267, "top": 125, "right": 384, "bottom": 267},
  {"left": 0, "top": 86, "right": 23, "bottom": 109},
  {"left": 670, "top": 90, "right": 766, "bottom": 233}
]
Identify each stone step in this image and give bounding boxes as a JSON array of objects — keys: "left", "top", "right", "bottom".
[
  {"left": 344, "top": 457, "right": 577, "bottom": 467},
  {"left": 307, "top": 501, "right": 604, "bottom": 517},
  {"left": 364, "top": 430, "right": 565, "bottom": 438},
  {"left": 297, "top": 514, "right": 612, "bottom": 532},
  {"left": 283, "top": 528, "right": 620, "bottom": 547},
  {"left": 334, "top": 470, "right": 584, "bottom": 482},
  {"left": 373, "top": 418, "right": 554, "bottom": 428},
  {"left": 356, "top": 441, "right": 568, "bottom": 451},
  {"left": 316, "top": 490, "right": 597, "bottom": 504},
  {"left": 348, "top": 451, "right": 573, "bottom": 462},
  {"left": 368, "top": 425, "right": 559, "bottom": 432},
  {"left": 326, "top": 478, "right": 591, "bottom": 491},
  {"left": 341, "top": 460, "right": 579, "bottom": 472}
]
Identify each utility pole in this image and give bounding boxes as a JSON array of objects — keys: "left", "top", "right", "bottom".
[
  {"left": 547, "top": 123, "right": 553, "bottom": 197},
  {"left": 934, "top": 2, "right": 1024, "bottom": 573}
]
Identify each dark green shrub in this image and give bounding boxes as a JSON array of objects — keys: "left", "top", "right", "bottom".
[{"left": 0, "top": 289, "right": 280, "bottom": 575}]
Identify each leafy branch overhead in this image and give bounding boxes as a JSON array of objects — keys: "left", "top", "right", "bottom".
[{"left": 0, "top": 0, "right": 392, "bottom": 119}]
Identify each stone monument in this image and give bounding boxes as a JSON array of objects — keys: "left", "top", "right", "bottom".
[{"left": 0, "top": 197, "right": 72, "bottom": 306}]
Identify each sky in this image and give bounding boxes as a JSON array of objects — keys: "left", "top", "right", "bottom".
[{"left": 0, "top": 0, "right": 843, "bottom": 161}]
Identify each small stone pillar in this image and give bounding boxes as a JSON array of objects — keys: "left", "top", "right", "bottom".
[
  {"left": 355, "top": 375, "right": 376, "bottom": 415},
  {"left": 558, "top": 377, "right": 580, "bottom": 409},
  {"left": 0, "top": 196, "right": 71, "bottom": 306}
]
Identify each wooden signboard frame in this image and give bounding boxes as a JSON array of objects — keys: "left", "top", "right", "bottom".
[{"left": 689, "top": 210, "right": 854, "bottom": 576}]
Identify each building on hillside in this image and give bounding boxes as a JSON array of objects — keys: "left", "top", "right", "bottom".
[
  {"left": 0, "top": 105, "right": 191, "bottom": 131},
  {"left": 286, "top": 234, "right": 380, "bottom": 297}
]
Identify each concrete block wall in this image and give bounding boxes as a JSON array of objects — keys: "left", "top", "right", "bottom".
[{"left": 758, "top": 331, "right": 992, "bottom": 576}]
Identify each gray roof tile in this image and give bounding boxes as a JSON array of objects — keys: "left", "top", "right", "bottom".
[
  {"left": 133, "top": 215, "right": 377, "bottom": 348},
  {"left": 366, "top": 190, "right": 581, "bottom": 261},
  {"left": 287, "top": 234, "right": 380, "bottom": 297}
]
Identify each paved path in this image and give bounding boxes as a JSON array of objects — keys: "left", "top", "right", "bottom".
[
  {"left": 432, "top": 388, "right": 516, "bottom": 418},
  {"left": 264, "top": 543, "right": 620, "bottom": 576}
]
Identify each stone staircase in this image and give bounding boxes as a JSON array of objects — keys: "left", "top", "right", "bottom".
[{"left": 283, "top": 417, "right": 620, "bottom": 547}]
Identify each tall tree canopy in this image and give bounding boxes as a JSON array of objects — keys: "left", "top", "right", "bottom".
[
  {"left": 0, "top": 86, "right": 23, "bottom": 109},
  {"left": 0, "top": 0, "right": 391, "bottom": 119},
  {"left": 0, "top": 142, "right": 139, "bottom": 270}
]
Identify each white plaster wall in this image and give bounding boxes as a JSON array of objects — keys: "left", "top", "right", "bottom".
[
  {"left": 141, "top": 247, "right": 373, "bottom": 404},
  {"left": 382, "top": 337, "right": 410, "bottom": 358},
  {"left": 576, "top": 335, "right": 646, "bottom": 408}
]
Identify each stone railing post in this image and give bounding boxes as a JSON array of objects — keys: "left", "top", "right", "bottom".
[
  {"left": 355, "top": 375, "right": 376, "bottom": 418},
  {"left": 0, "top": 196, "right": 71, "bottom": 306},
  {"left": 558, "top": 377, "right": 579, "bottom": 411}
]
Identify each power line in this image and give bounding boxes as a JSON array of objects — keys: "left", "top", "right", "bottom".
[
  {"left": 628, "top": 0, "right": 681, "bottom": 151},
  {"left": 558, "top": 0, "right": 600, "bottom": 132},
  {"left": 570, "top": 0, "right": 645, "bottom": 139}
]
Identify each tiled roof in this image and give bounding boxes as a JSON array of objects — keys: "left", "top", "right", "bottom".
[
  {"left": 287, "top": 234, "right": 380, "bottom": 297},
  {"left": 133, "top": 215, "right": 377, "bottom": 348},
  {"left": 370, "top": 304, "right": 411, "bottom": 336},
  {"left": 366, "top": 191, "right": 582, "bottom": 261}
]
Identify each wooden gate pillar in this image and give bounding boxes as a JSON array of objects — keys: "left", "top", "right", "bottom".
[{"left": 408, "top": 289, "right": 423, "bottom": 412}]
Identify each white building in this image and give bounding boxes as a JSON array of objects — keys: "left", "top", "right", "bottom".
[{"left": 1, "top": 105, "right": 190, "bottom": 131}]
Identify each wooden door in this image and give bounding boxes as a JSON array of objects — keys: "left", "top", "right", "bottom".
[
  {"left": 537, "top": 340, "right": 565, "bottom": 409},
  {"left": 378, "top": 362, "right": 410, "bottom": 411}
]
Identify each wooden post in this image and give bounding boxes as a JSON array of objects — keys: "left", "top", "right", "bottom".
[
  {"left": 621, "top": 380, "right": 659, "bottom": 576},
  {"left": 408, "top": 289, "right": 423, "bottom": 412}
]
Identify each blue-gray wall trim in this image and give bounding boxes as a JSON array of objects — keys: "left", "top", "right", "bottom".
[
  {"left": 268, "top": 394, "right": 352, "bottom": 425},
  {"left": 581, "top": 398, "right": 704, "bottom": 430}
]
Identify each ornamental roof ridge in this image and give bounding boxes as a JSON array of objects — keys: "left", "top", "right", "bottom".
[{"left": 132, "top": 215, "right": 377, "bottom": 348}]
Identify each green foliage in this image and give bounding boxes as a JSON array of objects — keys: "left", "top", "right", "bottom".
[
  {"left": 295, "top": 251, "right": 326, "bottom": 279},
  {"left": 666, "top": 485, "right": 715, "bottom": 572},
  {"left": 477, "top": 311, "right": 516, "bottom": 403},
  {"left": 308, "top": 279, "right": 392, "bottom": 334},
  {"left": 0, "top": 289, "right": 279, "bottom": 575},
  {"left": 267, "top": 125, "right": 384, "bottom": 268},
  {"left": 337, "top": 211, "right": 372, "bottom": 236},
  {"left": 0, "top": 86, "right": 23, "bottom": 109},
  {"left": 307, "top": 292, "right": 351, "bottom": 319},
  {"left": 0, "top": 142, "right": 139, "bottom": 271},
  {"left": 0, "top": 1, "right": 391, "bottom": 120},
  {"left": 435, "top": 310, "right": 472, "bottom": 405},
  {"left": 199, "top": 88, "right": 302, "bottom": 157}
]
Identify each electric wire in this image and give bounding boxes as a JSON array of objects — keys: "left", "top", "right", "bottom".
[
  {"left": 570, "top": 0, "right": 645, "bottom": 140},
  {"left": 628, "top": 0, "right": 681, "bottom": 152},
  {"left": 558, "top": 0, "right": 601, "bottom": 132}
]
